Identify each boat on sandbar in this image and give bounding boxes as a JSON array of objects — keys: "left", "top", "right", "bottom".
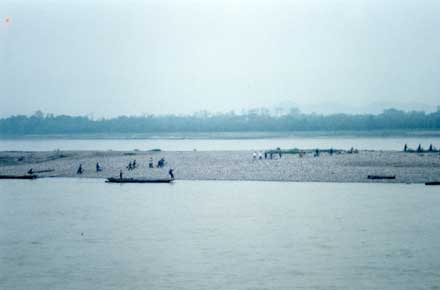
[
  {"left": 425, "top": 181, "right": 440, "bottom": 186},
  {"left": 0, "top": 175, "right": 37, "bottom": 180},
  {"left": 106, "top": 177, "right": 173, "bottom": 183},
  {"left": 367, "top": 175, "right": 396, "bottom": 180}
]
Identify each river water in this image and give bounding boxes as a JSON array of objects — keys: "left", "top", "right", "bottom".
[
  {"left": 1, "top": 135, "right": 440, "bottom": 151},
  {"left": 1, "top": 179, "right": 439, "bottom": 290}
]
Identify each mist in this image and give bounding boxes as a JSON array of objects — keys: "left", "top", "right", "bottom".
[{"left": 1, "top": 0, "right": 440, "bottom": 118}]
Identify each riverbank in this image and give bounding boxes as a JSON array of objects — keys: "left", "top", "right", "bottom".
[{"left": 1, "top": 150, "right": 439, "bottom": 184}]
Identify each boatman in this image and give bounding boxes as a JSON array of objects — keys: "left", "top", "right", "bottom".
[
  {"left": 168, "top": 168, "right": 174, "bottom": 179},
  {"left": 77, "top": 164, "right": 83, "bottom": 174}
]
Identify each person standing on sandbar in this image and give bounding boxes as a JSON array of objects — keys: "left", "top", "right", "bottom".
[{"left": 168, "top": 168, "right": 174, "bottom": 179}]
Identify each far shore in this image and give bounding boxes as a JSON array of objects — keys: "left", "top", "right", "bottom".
[{"left": 1, "top": 150, "right": 439, "bottom": 184}]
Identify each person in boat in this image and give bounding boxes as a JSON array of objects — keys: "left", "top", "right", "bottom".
[
  {"left": 96, "top": 162, "right": 102, "bottom": 172},
  {"left": 148, "top": 158, "right": 154, "bottom": 168},
  {"left": 77, "top": 164, "right": 83, "bottom": 174},
  {"left": 404, "top": 144, "right": 408, "bottom": 152},
  {"left": 119, "top": 170, "right": 123, "bottom": 179},
  {"left": 168, "top": 168, "right": 174, "bottom": 179},
  {"left": 28, "top": 168, "right": 33, "bottom": 174}
]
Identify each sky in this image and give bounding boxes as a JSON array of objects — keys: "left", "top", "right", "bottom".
[{"left": 1, "top": 0, "right": 440, "bottom": 117}]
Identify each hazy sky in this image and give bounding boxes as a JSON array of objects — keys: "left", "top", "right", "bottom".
[{"left": 1, "top": 0, "right": 440, "bottom": 117}]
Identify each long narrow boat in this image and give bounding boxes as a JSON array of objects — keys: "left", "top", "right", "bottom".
[
  {"left": 106, "top": 177, "right": 173, "bottom": 183},
  {"left": 425, "top": 181, "right": 440, "bottom": 186},
  {"left": 367, "top": 175, "right": 396, "bottom": 180},
  {"left": 0, "top": 175, "right": 37, "bottom": 180},
  {"left": 32, "top": 169, "right": 55, "bottom": 173}
]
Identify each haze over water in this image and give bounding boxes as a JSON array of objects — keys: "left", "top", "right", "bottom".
[{"left": 2, "top": 0, "right": 440, "bottom": 289}]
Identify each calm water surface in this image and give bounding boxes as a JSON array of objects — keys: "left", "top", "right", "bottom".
[
  {"left": 1, "top": 179, "right": 440, "bottom": 290},
  {"left": 1, "top": 136, "right": 440, "bottom": 151}
]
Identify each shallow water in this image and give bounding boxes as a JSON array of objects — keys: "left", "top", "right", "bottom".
[
  {"left": 1, "top": 135, "right": 440, "bottom": 151},
  {"left": 1, "top": 179, "right": 440, "bottom": 290}
]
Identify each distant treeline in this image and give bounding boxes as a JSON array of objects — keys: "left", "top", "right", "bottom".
[{"left": 1, "top": 108, "right": 440, "bottom": 135}]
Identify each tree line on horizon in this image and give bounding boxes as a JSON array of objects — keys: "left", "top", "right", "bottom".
[{"left": 1, "top": 108, "right": 440, "bottom": 135}]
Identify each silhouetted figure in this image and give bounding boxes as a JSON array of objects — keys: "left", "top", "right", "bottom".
[
  {"left": 157, "top": 158, "right": 165, "bottom": 168},
  {"left": 404, "top": 144, "right": 408, "bottom": 152},
  {"left": 314, "top": 149, "right": 320, "bottom": 157},
  {"left": 429, "top": 144, "right": 433, "bottom": 152},
  {"left": 329, "top": 148, "right": 333, "bottom": 155},
  {"left": 417, "top": 144, "right": 422, "bottom": 153},
  {"left": 270, "top": 152, "right": 273, "bottom": 159},
  {"left": 77, "top": 164, "right": 83, "bottom": 174},
  {"left": 133, "top": 160, "right": 137, "bottom": 168},
  {"left": 119, "top": 170, "right": 123, "bottom": 179},
  {"left": 148, "top": 158, "right": 154, "bottom": 168},
  {"left": 127, "top": 162, "right": 133, "bottom": 170},
  {"left": 96, "top": 162, "right": 102, "bottom": 172},
  {"left": 27, "top": 168, "right": 33, "bottom": 174},
  {"left": 169, "top": 168, "right": 174, "bottom": 179},
  {"left": 264, "top": 152, "right": 267, "bottom": 159}
]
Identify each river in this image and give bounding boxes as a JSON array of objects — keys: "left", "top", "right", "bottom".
[
  {"left": 1, "top": 135, "right": 440, "bottom": 151},
  {"left": 1, "top": 179, "right": 439, "bottom": 290}
]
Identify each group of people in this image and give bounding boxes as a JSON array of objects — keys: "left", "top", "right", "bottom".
[
  {"left": 251, "top": 148, "right": 341, "bottom": 160},
  {"left": 253, "top": 149, "right": 283, "bottom": 160},
  {"left": 127, "top": 160, "right": 137, "bottom": 170},
  {"left": 148, "top": 157, "right": 166, "bottom": 168},
  {"left": 76, "top": 157, "right": 174, "bottom": 179},
  {"left": 404, "top": 144, "right": 438, "bottom": 153}
]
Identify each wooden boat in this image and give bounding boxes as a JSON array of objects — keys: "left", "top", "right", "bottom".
[
  {"left": 106, "top": 177, "right": 173, "bottom": 183},
  {"left": 32, "top": 169, "right": 55, "bottom": 173},
  {"left": 0, "top": 175, "right": 37, "bottom": 180},
  {"left": 425, "top": 181, "right": 440, "bottom": 186},
  {"left": 367, "top": 175, "right": 396, "bottom": 180}
]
